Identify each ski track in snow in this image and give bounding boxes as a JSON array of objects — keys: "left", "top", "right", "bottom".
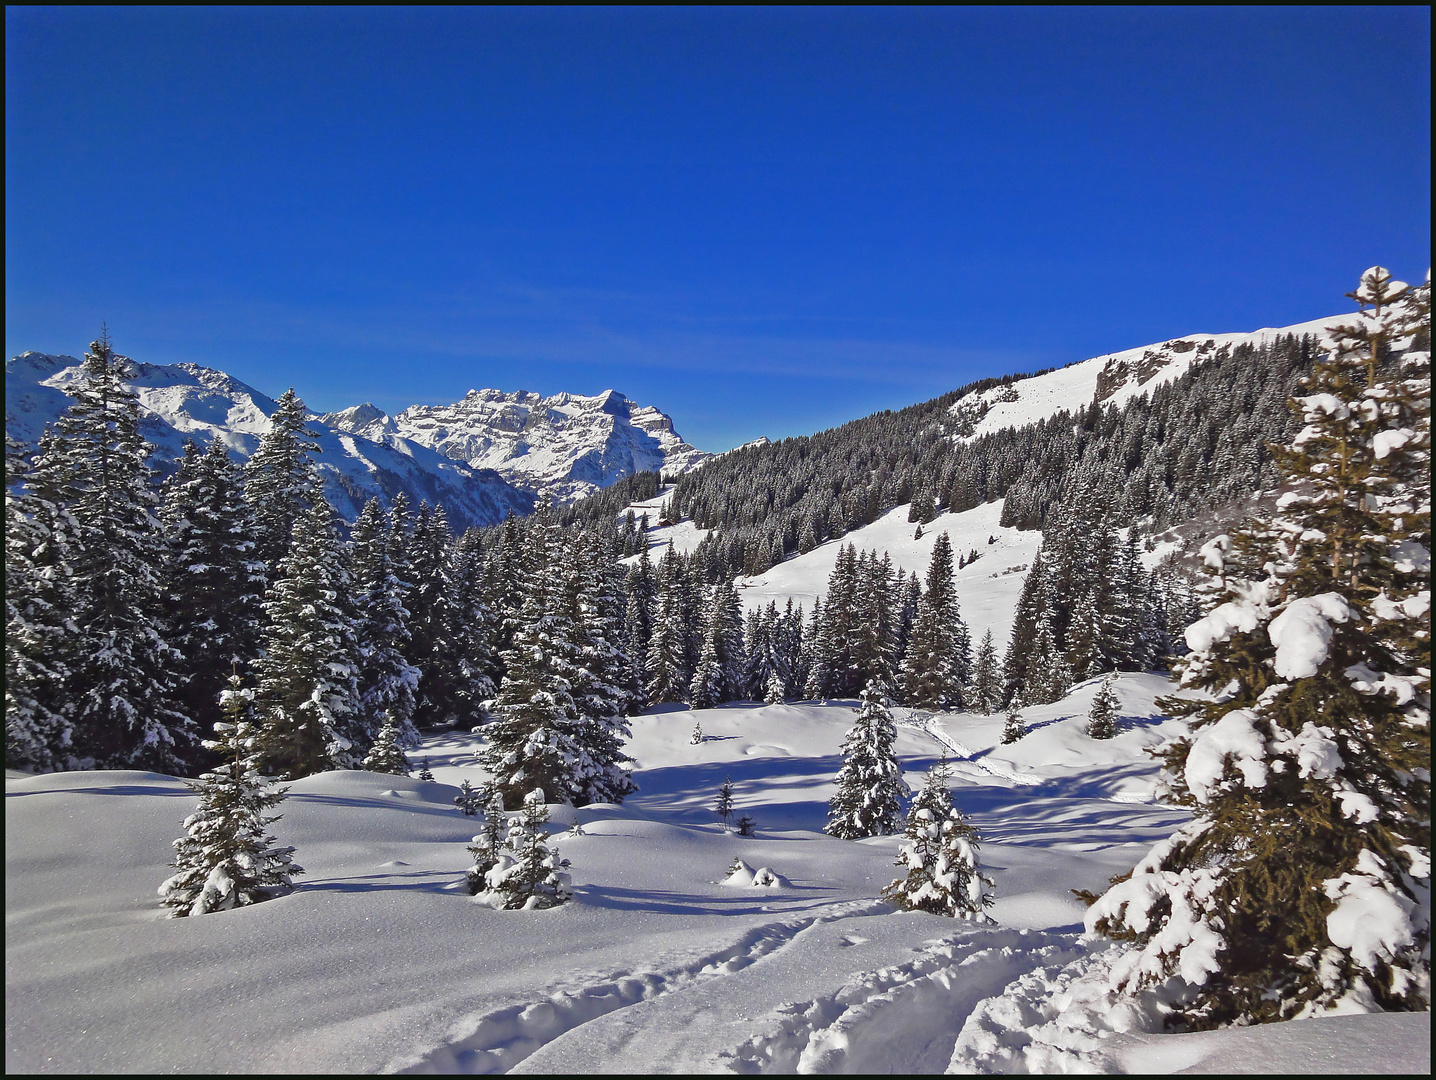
[
  {"left": 721, "top": 927, "right": 1086, "bottom": 1074},
  {"left": 394, "top": 899, "right": 890, "bottom": 1075},
  {"left": 904, "top": 715, "right": 1044, "bottom": 788}
]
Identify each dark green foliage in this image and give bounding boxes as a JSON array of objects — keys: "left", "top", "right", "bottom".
[
  {"left": 159, "top": 673, "right": 303, "bottom": 917},
  {"left": 1085, "top": 267, "right": 1430, "bottom": 1028}
]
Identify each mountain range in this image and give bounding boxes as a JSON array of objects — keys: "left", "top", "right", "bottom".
[
  {"left": 4, "top": 355, "right": 709, "bottom": 529},
  {"left": 4, "top": 311, "right": 1342, "bottom": 530}
]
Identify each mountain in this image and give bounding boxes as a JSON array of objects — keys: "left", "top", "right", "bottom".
[
  {"left": 319, "top": 387, "right": 712, "bottom": 504},
  {"left": 4, "top": 352, "right": 533, "bottom": 531},
  {"left": 942, "top": 313, "right": 1342, "bottom": 443}
]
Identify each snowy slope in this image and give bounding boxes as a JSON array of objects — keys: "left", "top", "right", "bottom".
[
  {"left": 4, "top": 352, "right": 533, "bottom": 530},
  {"left": 948, "top": 314, "right": 1342, "bottom": 443},
  {"left": 320, "top": 388, "right": 712, "bottom": 504},
  {"left": 8, "top": 676, "right": 1427, "bottom": 1074}
]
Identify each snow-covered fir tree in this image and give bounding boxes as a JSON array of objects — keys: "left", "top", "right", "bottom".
[
  {"left": 361, "top": 710, "right": 411, "bottom": 776},
  {"left": 253, "top": 485, "right": 362, "bottom": 779},
  {"left": 970, "top": 629, "right": 1002, "bottom": 715},
  {"left": 454, "top": 779, "right": 483, "bottom": 815},
  {"left": 480, "top": 525, "right": 632, "bottom": 809},
  {"left": 158, "top": 673, "right": 303, "bottom": 917},
  {"left": 645, "top": 546, "right": 691, "bottom": 706},
  {"left": 160, "top": 437, "right": 268, "bottom": 749},
  {"left": 1086, "top": 674, "right": 1119, "bottom": 739},
  {"left": 481, "top": 788, "right": 573, "bottom": 910},
  {"left": 1085, "top": 267, "right": 1431, "bottom": 1028},
  {"left": 825, "top": 680, "right": 908, "bottom": 838},
  {"left": 563, "top": 530, "right": 637, "bottom": 804},
  {"left": 5, "top": 432, "right": 79, "bottom": 772},
  {"left": 465, "top": 792, "right": 508, "bottom": 894},
  {"left": 45, "top": 336, "right": 195, "bottom": 771},
  {"left": 349, "top": 499, "right": 421, "bottom": 753},
  {"left": 244, "top": 387, "right": 319, "bottom": 574},
  {"left": 882, "top": 756, "right": 993, "bottom": 919},
  {"left": 1001, "top": 702, "right": 1027, "bottom": 744}
]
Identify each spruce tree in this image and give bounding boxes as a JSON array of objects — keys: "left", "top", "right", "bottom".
[
  {"left": 970, "top": 630, "right": 1002, "bottom": 715},
  {"left": 714, "top": 777, "right": 735, "bottom": 830},
  {"left": 244, "top": 388, "right": 319, "bottom": 574},
  {"left": 483, "top": 789, "right": 573, "bottom": 910},
  {"left": 51, "top": 336, "right": 195, "bottom": 771},
  {"left": 160, "top": 437, "right": 268, "bottom": 749},
  {"left": 466, "top": 792, "right": 508, "bottom": 894},
  {"left": 1084, "top": 267, "right": 1431, "bottom": 1027},
  {"left": 158, "top": 673, "right": 303, "bottom": 916},
  {"left": 882, "top": 756, "right": 993, "bottom": 919},
  {"left": 900, "top": 534, "right": 966, "bottom": 708},
  {"left": 5, "top": 432, "right": 79, "bottom": 771},
  {"left": 1000, "top": 702, "right": 1027, "bottom": 744},
  {"left": 253, "top": 486, "right": 362, "bottom": 779},
  {"left": 349, "top": 499, "right": 421, "bottom": 754},
  {"left": 825, "top": 681, "right": 908, "bottom": 838},
  {"left": 480, "top": 526, "right": 607, "bottom": 808},
  {"left": 645, "top": 546, "right": 691, "bottom": 706},
  {"left": 361, "top": 710, "right": 411, "bottom": 776},
  {"left": 1086, "top": 674, "right": 1119, "bottom": 740}
]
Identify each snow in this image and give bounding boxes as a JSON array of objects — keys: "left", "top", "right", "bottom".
[
  {"left": 737, "top": 499, "right": 1042, "bottom": 651},
  {"left": 8, "top": 674, "right": 1426, "bottom": 1073},
  {"left": 1268, "top": 593, "right": 1353, "bottom": 680}
]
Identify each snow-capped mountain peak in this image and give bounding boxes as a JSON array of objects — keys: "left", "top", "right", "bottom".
[{"left": 320, "top": 387, "right": 712, "bottom": 503}]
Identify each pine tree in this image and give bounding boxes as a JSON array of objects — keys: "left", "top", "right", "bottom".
[
  {"left": 1000, "top": 702, "right": 1027, "bottom": 744},
  {"left": 1086, "top": 674, "right": 1119, "bottom": 739},
  {"left": 454, "top": 779, "right": 484, "bottom": 815},
  {"left": 158, "top": 673, "right": 303, "bottom": 916},
  {"left": 645, "top": 547, "right": 690, "bottom": 705},
  {"left": 5, "top": 432, "right": 79, "bottom": 771},
  {"left": 480, "top": 527, "right": 602, "bottom": 809},
  {"left": 51, "top": 336, "right": 195, "bottom": 771},
  {"left": 361, "top": 710, "right": 411, "bottom": 775},
  {"left": 161, "top": 437, "right": 268, "bottom": 750},
  {"left": 882, "top": 756, "right": 993, "bottom": 919},
  {"left": 714, "top": 777, "right": 735, "bottom": 830},
  {"left": 564, "top": 530, "right": 636, "bottom": 805},
  {"left": 466, "top": 792, "right": 508, "bottom": 894},
  {"left": 253, "top": 487, "right": 362, "bottom": 779},
  {"left": 1002, "top": 550, "right": 1048, "bottom": 706},
  {"left": 244, "top": 388, "right": 319, "bottom": 573},
  {"left": 349, "top": 499, "right": 421, "bottom": 755},
  {"left": 825, "top": 681, "right": 908, "bottom": 838},
  {"left": 970, "top": 630, "right": 1002, "bottom": 715},
  {"left": 901, "top": 534, "right": 967, "bottom": 708},
  {"left": 1084, "top": 267, "right": 1431, "bottom": 1027},
  {"left": 483, "top": 789, "right": 573, "bottom": 910}
]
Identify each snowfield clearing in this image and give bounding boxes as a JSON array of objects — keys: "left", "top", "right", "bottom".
[{"left": 6, "top": 674, "right": 1428, "bottom": 1074}]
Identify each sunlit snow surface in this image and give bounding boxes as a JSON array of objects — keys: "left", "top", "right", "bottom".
[{"left": 7, "top": 674, "right": 1427, "bottom": 1074}]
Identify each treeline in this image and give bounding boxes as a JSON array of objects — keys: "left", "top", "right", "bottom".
[{"left": 659, "top": 336, "right": 1320, "bottom": 575}]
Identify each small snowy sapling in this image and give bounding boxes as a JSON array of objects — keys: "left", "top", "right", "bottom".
[
  {"left": 159, "top": 674, "right": 304, "bottom": 917},
  {"left": 735, "top": 814, "right": 756, "bottom": 837},
  {"left": 1086, "top": 675, "right": 1119, "bottom": 740},
  {"left": 454, "top": 779, "right": 483, "bottom": 815},
  {"left": 882, "top": 757, "right": 993, "bottom": 919},
  {"left": 714, "top": 777, "right": 735, "bottom": 831}
]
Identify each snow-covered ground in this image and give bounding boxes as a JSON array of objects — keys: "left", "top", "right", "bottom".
[{"left": 7, "top": 674, "right": 1427, "bottom": 1074}]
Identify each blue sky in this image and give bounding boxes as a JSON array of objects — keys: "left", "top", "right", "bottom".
[{"left": 6, "top": 7, "right": 1430, "bottom": 452}]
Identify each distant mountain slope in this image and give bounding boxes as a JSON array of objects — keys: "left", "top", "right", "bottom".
[
  {"left": 944, "top": 314, "right": 1341, "bottom": 443},
  {"left": 656, "top": 313, "right": 1347, "bottom": 576},
  {"left": 4, "top": 352, "right": 533, "bottom": 530},
  {"left": 320, "top": 387, "right": 712, "bottom": 504}
]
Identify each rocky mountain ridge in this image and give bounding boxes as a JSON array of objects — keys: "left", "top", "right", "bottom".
[{"left": 319, "top": 387, "right": 712, "bottom": 504}]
